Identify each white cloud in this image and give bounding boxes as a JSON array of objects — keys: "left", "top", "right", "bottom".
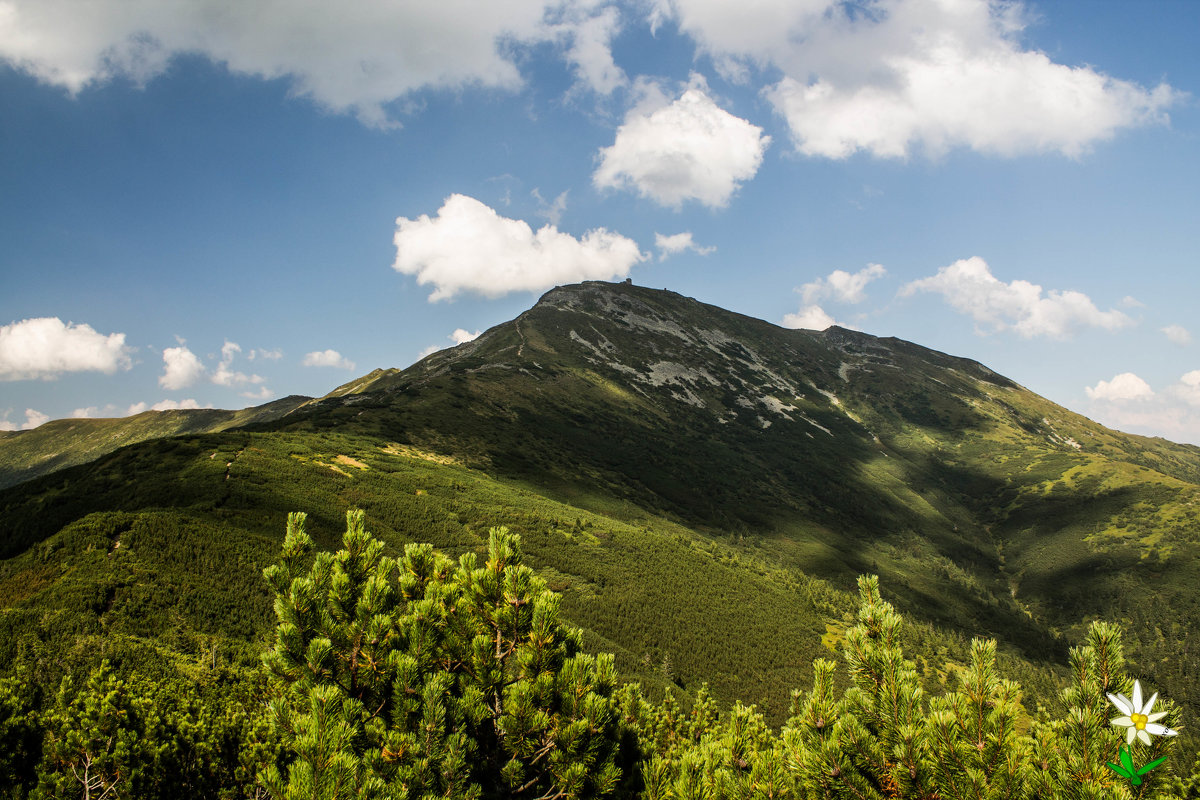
[
  {"left": 151, "top": 398, "right": 208, "bottom": 411},
  {"left": 302, "top": 349, "right": 357, "bottom": 370},
  {"left": 1085, "top": 370, "right": 1200, "bottom": 445},
  {"left": 0, "top": 408, "right": 50, "bottom": 431},
  {"left": 782, "top": 305, "right": 839, "bottom": 331},
  {"left": 98, "top": 399, "right": 209, "bottom": 416},
  {"left": 241, "top": 386, "right": 275, "bottom": 401},
  {"left": 70, "top": 403, "right": 131, "bottom": 419},
  {"left": 784, "top": 264, "right": 883, "bottom": 331},
  {"left": 900, "top": 256, "right": 1132, "bottom": 339},
  {"left": 593, "top": 76, "right": 770, "bottom": 209},
  {"left": 532, "top": 189, "right": 569, "bottom": 227},
  {"left": 800, "top": 263, "right": 886, "bottom": 305},
  {"left": 0, "top": 317, "right": 131, "bottom": 380},
  {"left": 1166, "top": 369, "right": 1200, "bottom": 407},
  {"left": 211, "top": 341, "right": 266, "bottom": 387},
  {"left": 1163, "top": 325, "right": 1192, "bottom": 346},
  {"left": 547, "top": 3, "right": 627, "bottom": 95},
  {"left": 162, "top": 339, "right": 278, "bottom": 392},
  {"left": 0, "top": 0, "right": 630, "bottom": 127},
  {"left": 657, "top": 0, "right": 1177, "bottom": 159},
  {"left": 419, "top": 328, "right": 485, "bottom": 360},
  {"left": 1172, "top": 371, "right": 1200, "bottom": 408},
  {"left": 24, "top": 408, "right": 50, "bottom": 429},
  {"left": 393, "top": 194, "right": 646, "bottom": 300},
  {"left": 159, "top": 345, "right": 206, "bottom": 390},
  {"left": 1085, "top": 372, "right": 1154, "bottom": 403},
  {"left": 655, "top": 231, "right": 715, "bottom": 260}
]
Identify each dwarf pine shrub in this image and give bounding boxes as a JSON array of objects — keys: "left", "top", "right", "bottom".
[{"left": 255, "top": 511, "right": 1192, "bottom": 800}]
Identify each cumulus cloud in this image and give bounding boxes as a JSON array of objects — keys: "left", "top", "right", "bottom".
[
  {"left": 656, "top": 0, "right": 1178, "bottom": 159},
  {"left": 84, "top": 398, "right": 211, "bottom": 418},
  {"left": 1085, "top": 372, "right": 1154, "bottom": 403},
  {"left": 124, "top": 399, "right": 208, "bottom": 414},
  {"left": 161, "top": 338, "right": 278, "bottom": 394},
  {"left": 0, "top": 0, "right": 631, "bottom": 126},
  {"left": 419, "top": 328, "right": 484, "bottom": 360},
  {"left": 151, "top": 398, "right": 208, "bottom": 411},
  {"left": 0, "top": 317, "right": 131, "bottom": 380},
  {"left": 211, "top": 341, "right": 266, "bottom": 388},
  {"left": 393, "top": 194, "right": 646, "bottom": 301},
  {"left": 593, "top": 76, "right": 770, "bottom": 209},
  {"left": 159, "top": 345, "right": 206, "bottom": 390},
  {"left": 900, "top": 257, "right": 1132, "bottom": 339},
  {"left": 71, "top": 403, "right": 134, "bottom": 418},
  {"left": 1163, "top": 325, "right": 1192, "bottom": 346},
  {"left": 547, "top": 3, "right": 627, "bottom": 95},
  {"left": 302, "top": 349, "right": 357, "bottom": 370},
  {"left": 782, "top": 305, "right": 840, "bottom": 331},
  {"left": 655, "top": 231, "right": 715, "bottom": 260},
  {"left": 1085, "top": 370, "right": 1200, "bottom": 445},
  {"left": 241, "top": 386, "right": 274, "bottom": 401},
  {"left": 783, "top": 264, "right": 883, "bottom": 331},
  {"left": 800, "top": 263, "right": 886, "bottom": 305},
  {"left": 24, "top": 408, "right": 50, "bottom": 429},
  {"left": 1169, "top": 371, "right": 1200, "bottom": 407},
  {"left": 0, "top": 408, "right": 50, "bottom": 431}
]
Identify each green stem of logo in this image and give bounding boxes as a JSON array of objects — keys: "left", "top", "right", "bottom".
[{"left": 1106, "top": 745, "right": 1168, "bottom": 787}]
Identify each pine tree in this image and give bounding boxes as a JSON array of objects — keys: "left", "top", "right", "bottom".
[
  {"left": 802, "top": 574, "right": 932, "bottom": 799},
  {"left": 0, "top": 670, "right": 40, "bottom": 797},
  {"left": 777, "top": 576, "right": 1185, "bottom": 800},
  {"left": 261, "top": 510, "right": 406, "bottom": 799},
  {"left": 782, "top": 659, "right": 849, "bottom": 799},
  {"left": 924, "top": 638, "right": 1032, "bottom": 799},
  {"left": 1029, "top": 620, "right": 1181, "bottom": 800},
  {"left": 36, "top": 661, "right": 147, "bottom": 800},
  {"left": 262, "top": 510, "right": 628, "bottom": 800}
]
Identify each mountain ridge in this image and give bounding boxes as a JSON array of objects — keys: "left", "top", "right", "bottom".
[
  {"left": 0, "top": 394, "right": 312, "bottom": 490},
  {"left": 3, "top": 279, "right": 1200, "bottom": 730}
]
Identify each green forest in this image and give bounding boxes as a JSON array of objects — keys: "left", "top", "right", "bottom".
[{"left": 2, "top": 509, "right": 1198, "bottom": 799}]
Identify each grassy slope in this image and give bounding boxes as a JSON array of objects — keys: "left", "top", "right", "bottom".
[
  {"left": 0, "top": 394, "right": 311, "bottom": 490},
  {"left": 0, "top": 430, "right": 869, "bottom": 722}
]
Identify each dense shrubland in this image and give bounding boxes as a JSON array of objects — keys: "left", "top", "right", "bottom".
[{"left": 2, "top": 510, "right": 1197, "bottom": 799}]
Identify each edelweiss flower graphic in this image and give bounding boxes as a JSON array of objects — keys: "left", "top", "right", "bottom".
[{"left": 1108, "top": 680, "right": 1178, "bottom": 746}]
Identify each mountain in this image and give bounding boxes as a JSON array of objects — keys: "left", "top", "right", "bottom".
[
  {"left": 279, "top": 280, "right": 1200, "bottom": 640},
  {"left": 0, "top": 394, "right": 311, "bottom": 490},
  {"left": 3, "top": 280, "right": 1199, "bottom": 728}
]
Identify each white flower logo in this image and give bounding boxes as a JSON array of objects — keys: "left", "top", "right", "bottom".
[{"left": 1108, "top": 680, "right": 1178, "bottom": 746}]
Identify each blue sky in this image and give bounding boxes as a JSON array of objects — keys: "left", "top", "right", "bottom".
[{"left": 2, "top": 0, "right": 1198, "bottom": 443}]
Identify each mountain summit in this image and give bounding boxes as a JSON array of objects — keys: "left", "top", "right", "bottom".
[
  {"left": 291, "top": 278, "right": 1200, "bottom": 552},
  {"left": 281, "top": 278, "right": 1200, "bottom": 656},
  {"left": 3, "top": 280, "right": 1200, "bottom": 724}
]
